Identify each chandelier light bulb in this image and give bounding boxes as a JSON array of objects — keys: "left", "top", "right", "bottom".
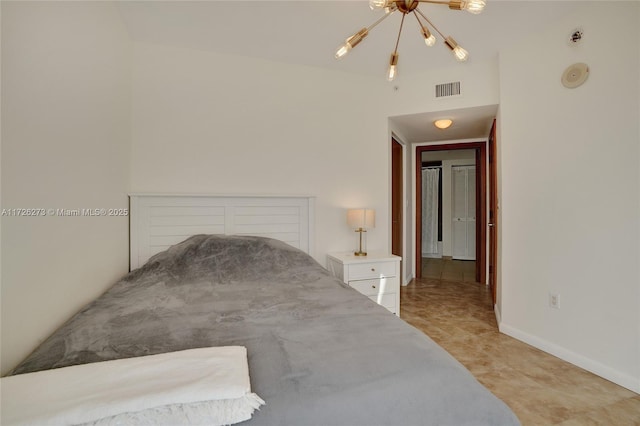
[
  {"left": 421, "top": 28, "right": 436, "bottom": 47},
  {"left": 453, "top": 45, "right": 469, "bottom": 61},
  {"left": 445, "top": 36, "right": 469, "bottom": 61},
  {"left": 387, "top": 52, "right": 399, "bottom": 81},
  {"left": 462, "top": 0, "right": 486, "bottom": 14},
  {"left": 424, "top": 34, "right": 436, "bottom": 47},
  {"left": 335, "top": 44, "right": 351, "bottom": 59},
  {"left": 369, "top": 0, "right": 388, "bottom": 10},
  {"left": 334, "top": 28, "right": 369, "bottom": 60},
  {"left": 369, "top": 0, "right": 395, "bottom": 10},
  {"left": 387, "top": 64, "right": 398, "bottom": 81}
]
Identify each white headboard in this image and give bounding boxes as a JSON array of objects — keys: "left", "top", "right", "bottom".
[{"left": 129, "top": 194, "right": 315, "bottom": 271}]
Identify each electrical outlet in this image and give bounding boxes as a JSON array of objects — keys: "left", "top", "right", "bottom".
[{"left": 549, "top": 293, "right": 560, "bottom": 309}]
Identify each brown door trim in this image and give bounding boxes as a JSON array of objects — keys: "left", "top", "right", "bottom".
[
  {"left": 415, "top": 142, "right": 487, "bottom": 283},
  {"left": 391, "top": 138, "right": 404, "bottom": 267}
]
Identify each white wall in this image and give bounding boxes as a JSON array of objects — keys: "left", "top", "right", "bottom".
[
  {"left": 385, "top": 59, "right": 500, "bottom": 117},
  {"left": 130, "top": 42, "right": 391, "bottom": 265},
  {"left": 0, "top": 2, "right": 131, "bottom": 374},
  {"left": 495, "top": 108, "right": 504, "bottom": 322},
  {"left": 498, "top": 2, "right": 640, "bottom": 392}
]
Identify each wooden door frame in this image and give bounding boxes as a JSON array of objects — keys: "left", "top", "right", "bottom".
[
  {"left": 415, "top": 142, "right": 487, "bottom": 283},
  {"left": 391, "top": 138, "right": 404, "bottom": 268}
]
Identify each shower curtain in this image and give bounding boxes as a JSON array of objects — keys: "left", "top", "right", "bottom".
[{"left": 422, "top": 168, "right": 440, "bottom": 255}]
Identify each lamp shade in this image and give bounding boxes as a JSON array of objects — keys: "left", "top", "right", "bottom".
[{"left": 347, "top": 209, "right": 375, "bottom": 229}]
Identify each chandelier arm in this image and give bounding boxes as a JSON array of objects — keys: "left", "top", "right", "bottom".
[
  {"left": 415, "top": 7, "right": 447, "bottom": 39},
  {"left": 367, "top": 8, "right": 396, "bottom": 32},
  {"left": 412, "top": 10, "right": 426, "bottom": 31},
  {"left": 393, "top": 12, "right": 407, "bottom": 53},
  {"left": 414, "top": 0, "right": 451, "bottom": 4}
]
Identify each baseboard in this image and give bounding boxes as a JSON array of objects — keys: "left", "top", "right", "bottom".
[
  {"left": 493, "top": 304, "right": 501, "bottom": 325},
  {"left": 402, "top": 273, "right": 414, "bottom": 286},
  {"left": 422, "top": 253, "right": 442, "bottom": 259},
  {"left": 499, "top": 322, "right": 640, "bottom": 394}
]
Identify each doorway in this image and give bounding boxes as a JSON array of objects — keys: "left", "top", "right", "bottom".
[{"left": 415, "top": 142, "right": 487, "bottom": 283}]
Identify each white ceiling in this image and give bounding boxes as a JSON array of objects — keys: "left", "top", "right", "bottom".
[
  {"left": 116, "top": 1, "right": 584, "bottom": 142},
  {"left": 390, "top": 104, "right": 498, "bottom": 143}
]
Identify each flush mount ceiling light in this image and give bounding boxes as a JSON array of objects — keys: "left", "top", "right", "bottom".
[
  {"left": 335, "top": 0, "right": 486, "bottom": 81},
  {"left": 434, "top": 119, "right": 453, "bottom": 129}
]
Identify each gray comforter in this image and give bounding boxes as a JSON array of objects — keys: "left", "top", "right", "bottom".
[{"left": 12, "top": 235, "right": 519, "bottom": 425}]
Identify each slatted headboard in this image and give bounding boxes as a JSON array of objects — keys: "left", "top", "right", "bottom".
[{"left": 129, "top": 194, "right": 315, "bottom": 270}]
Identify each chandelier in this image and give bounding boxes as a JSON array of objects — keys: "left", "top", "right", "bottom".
[{"left": 335, "top": 0, "right": 486, "bottom": 81}]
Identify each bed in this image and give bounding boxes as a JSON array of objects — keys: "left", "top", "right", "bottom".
[{"left": 5, "top": 195, "right": 520, "bottom": 426}]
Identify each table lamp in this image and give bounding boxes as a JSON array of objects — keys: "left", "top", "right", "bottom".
[{"left": 347, "top": 208, "right": 375, "bottom": 256}]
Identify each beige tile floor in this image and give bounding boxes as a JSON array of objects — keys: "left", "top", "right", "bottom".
[
  {"left": 400, "top": 259, "right": 640, "bottom": 425},
  {"left": 422, "top": 257, "right": 478, "bottom": 282}
]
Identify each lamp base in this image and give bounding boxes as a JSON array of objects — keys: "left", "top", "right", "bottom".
[{"left": 354, "top": 228, "right": 367, "bottom": 256}]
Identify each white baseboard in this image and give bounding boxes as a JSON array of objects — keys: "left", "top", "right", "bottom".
[
  {"left": 422, "top": 253, "right": 442, "bottom": 258},
  {"left": 402, "top": 273, "right": 414, "bottom": 286},
  {"left": 493, "top": 304, "right": 501, "bottom": 325},
  {"left": 498, "top": 322, "right": 640, "bottom": 394}
]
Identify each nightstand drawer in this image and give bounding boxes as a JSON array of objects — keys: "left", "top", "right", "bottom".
[
  {"left": 350, "top": 279, "right": 394, "bottom": 296},
  {"left": 369, "top": 293, "right": 396, "bottom": 313},
  {"left": 348, "top": 261, "right": 396, "bottom": 280},
  {"left": 326, "top": 252, "right": 401, "bottom": 317}
]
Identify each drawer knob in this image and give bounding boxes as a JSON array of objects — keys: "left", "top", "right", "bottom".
[
  {"left": 371, "top": 268, "right": 375, "bottom": 272},
  {"left": 372, "top": 285, "right": 376, "bottom": 289}
]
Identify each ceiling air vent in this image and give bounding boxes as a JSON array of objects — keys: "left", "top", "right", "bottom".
[{"left": 435, "top": 81, "right": 461, "bottom": 98}]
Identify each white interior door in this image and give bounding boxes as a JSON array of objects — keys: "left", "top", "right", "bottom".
[{"left": 452, "top": 166, "right": 476, "bottom": 260}]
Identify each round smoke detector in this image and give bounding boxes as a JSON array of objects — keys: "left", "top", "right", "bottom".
[{"left": 561, "top": 63, "right": 589, "bottom": 88}]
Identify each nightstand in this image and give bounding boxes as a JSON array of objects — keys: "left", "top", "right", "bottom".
[{"left": 326, "top": 252, "right": 401, "bottom": 316}]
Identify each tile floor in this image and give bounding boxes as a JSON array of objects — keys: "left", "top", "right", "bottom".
[
  {"left": 422, "top": 257, "right": 477, "bottom": 282},
  {"left": 400, "top": 259, "right": 640, "bottom": 425}
]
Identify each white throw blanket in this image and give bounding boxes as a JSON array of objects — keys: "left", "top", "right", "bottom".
[{"left": 2, "top": 346, "right": 265, "bottom": 426}]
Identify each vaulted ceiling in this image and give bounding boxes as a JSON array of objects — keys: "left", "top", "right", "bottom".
[
  {"left": 116, "top": 1, "right": 585, "bottom": 141},
  {"left": 118, "top": 1, "right": 582, "bottom": 77}
]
